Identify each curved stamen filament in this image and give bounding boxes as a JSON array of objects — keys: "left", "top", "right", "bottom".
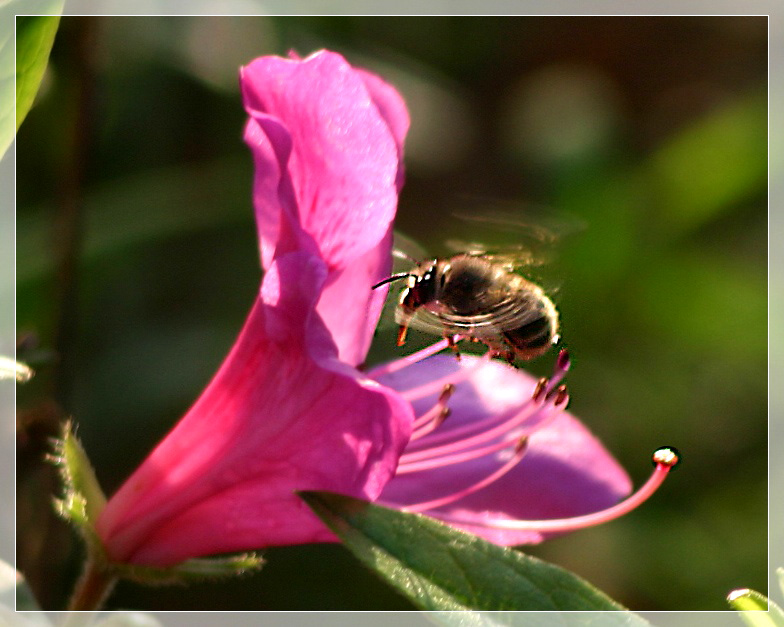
[
  {"left": 410, "top": 385, "right": 454, "bottom": 441},
  {"left": 404, "top": 393, "right": 535, "bottom": 453},
  {"left": 424, "top": 448, "right": 680, "bottom": 532},
  {"left": 398, "top": 349, "right": 492, "bottom": 403},
  {"left": 411, "top": 384, "right": 453, "bottom": 431},
  {"left": 536, "top": 349, "right": 570, "bottom": 398},
  {"left": 398, "top": 431, "right": 520, "bottom": 474},
  {"left": 400, "top": 390, "right": 566, "bottom": 465},
  {"left": 368, "top": 337, "right": 454, "bottom": 377},
  {"left": 406, "top": 350, "right": 570, "bottom": 453},
  {"left": 388, "top": 438, "right": 530, "bottom": 511},
  {"left": 410, "top": 407, "right": 450, "bottom": 441}
]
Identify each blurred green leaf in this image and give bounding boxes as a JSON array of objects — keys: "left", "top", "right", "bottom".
[
  {"left": 630, "top": 251, "right": 766, "bottom": 360},
  {"left": 0, "top": 559, "right": 40, "bottom": 611},
  {"left": 727, "top": 587, "right": 784, "bottom": 627},
  {"left": 645, "top": 91, "right": 766, "bottom": 238},
  {"left": 0, "top": 1, "right": 63, "bottom": 158},
  {"left": 16, "top": 15, "right": 61, "bottom": 127},
  {"left": 16, "top": 155, "right": 253, "bottom": 286},
  {"left": 300, "top": 491, "right": 648, "bottom": 621},
  {"left": 779, "top": 568, "right": 784, "bottom": 599}
]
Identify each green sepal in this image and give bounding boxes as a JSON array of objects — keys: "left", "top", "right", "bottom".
[
  {"left": 52, "top": 420, "right": 107, "bottom": 531},
  {"left": 109, "top": 553, "right": 264, "bottom": 586},
  {"left": 52, "top": 421, "right": 264, "bottom": 587},
  {"left": 727, "top": 588, "right": 784, "bottom": 627}
]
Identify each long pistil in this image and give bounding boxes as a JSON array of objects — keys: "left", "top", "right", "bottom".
[{"left": 423, "top": 448, "right": 680, "bottom": 533}]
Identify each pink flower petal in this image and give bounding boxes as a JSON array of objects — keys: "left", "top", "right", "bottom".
[
  {"left": 374, "top": 355, "right": 632, "bottom": 545},
  {"left": 243, "top": 114, "right": 315, "bottom": 268},
  {"left": 241, "top": 51, "right": 407, "bottom": 365},
  {"left": 97, "top": 253, "right": 413, "bottom": 566},
  {"left": 241, "top": 50, "right": 402, "bottom": 271},
  {"left": 315, "top": 226, "right": 394, "bottom": 366},
  {"left": 356, "top": 67, "right": 410, "bottom": 191}
]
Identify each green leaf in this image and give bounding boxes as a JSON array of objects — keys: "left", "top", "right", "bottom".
[
  {"left": 0, "top": 0, "right": 64, "bottom": 158},
  {"left": 629, "top": 250, "right": 767, "bottom": 361},
  {"left": 727, "top": 588, "right": 784, "bottom": 627},
  {"left": 300, "top": 491, "right": 649, "bottom": 622},
  {"left": 17, "top": 155, "right": 253, "bottom": 286},
  {"left": 643, "top": 91, "right": 767, "bottom": 238},
  {"left": 16, "top": 15, "right": 61, "bottom": 127}
]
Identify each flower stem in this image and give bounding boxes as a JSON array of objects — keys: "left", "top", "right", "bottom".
[{"left": 66, "top": 556, "right": 117, "bottom": 612}]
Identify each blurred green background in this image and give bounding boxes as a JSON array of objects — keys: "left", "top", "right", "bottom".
[{"left": 16, "top": 16, "right": 767, "bottom": 611}]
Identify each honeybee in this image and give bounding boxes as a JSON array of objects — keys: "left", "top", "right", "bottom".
[{"left": 373, "top": 252, "right": 559, "bottom": 362}]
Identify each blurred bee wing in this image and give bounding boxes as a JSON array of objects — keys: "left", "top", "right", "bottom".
[
  {"left": 377, "top": 292, "right": 400, "bottom": 331},
  {"left": 450, "top": 198, "right": 586, "bottom": 241},
  {"left": 444, "top": 199, "right": 585, "bottom": 268},
  {"left": 392, "top": 230, "right": 428, "bottom": 271},
  {"left": 396, "top": 294, "right": 545, "bottom": 338},
  {"left": 443, "top": 243, "right": 547, "bottom": 269}
]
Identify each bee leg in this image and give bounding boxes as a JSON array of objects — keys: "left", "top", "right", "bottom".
[
  {"left": 485, "top": 338, "right": 515, "bottom": 364},
  {"left": 397, "top": 324, "right": 409, "bottom": 346},
  {"left": 502, "top": 347, "right": 516, "bottom": 364},
  {"left": 446, "top": 334, "right": 461, "bottom": 361},
  {"left": 396, "top": 309, "right": 414, "bottom": 346}
]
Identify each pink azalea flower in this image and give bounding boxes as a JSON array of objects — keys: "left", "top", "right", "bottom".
[{"left": 95, "top": 50, "right": 676, "bottom": 567}]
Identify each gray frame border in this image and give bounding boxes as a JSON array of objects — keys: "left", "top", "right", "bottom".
[{"left": 3, "top": 1, "right": 779, "bottom": 625}]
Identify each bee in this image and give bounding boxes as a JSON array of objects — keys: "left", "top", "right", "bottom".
[{"left": 373, "top": 252, "right": 559, "bottom": 362}]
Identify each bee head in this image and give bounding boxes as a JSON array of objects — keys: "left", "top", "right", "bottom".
[
  {"left": 370, "top": 259, "right": 443, "bottom": 347},
  {"left": 371, "top": 259, "right": 443, "bottom": 314},
  {"left": 400, "top": 260, "right": 439, "bottom": 311}
]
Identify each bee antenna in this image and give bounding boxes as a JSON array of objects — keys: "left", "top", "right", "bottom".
[{"left": 372, "top": 273, "right": 412, "bottom": 290}]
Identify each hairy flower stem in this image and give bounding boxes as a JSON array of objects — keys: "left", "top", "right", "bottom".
[{"left": 66, "top": 556, "right": 117, "bottom": 612}]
